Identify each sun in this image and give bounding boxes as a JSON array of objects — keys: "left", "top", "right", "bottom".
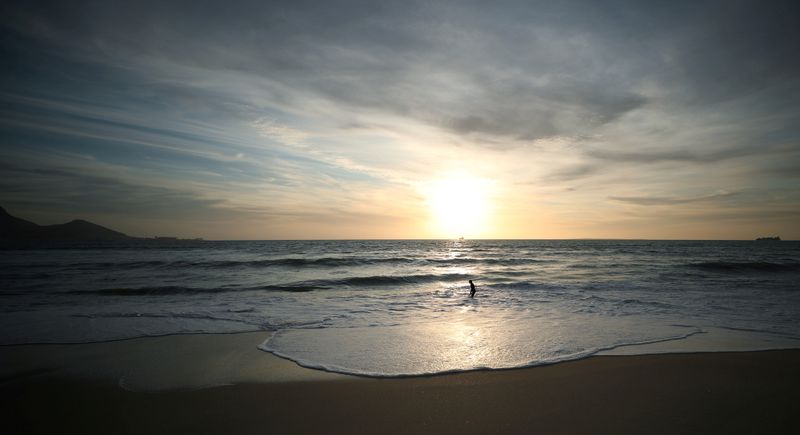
[{"left": 424, "top": 173, "right": 493, "bottom": 238}]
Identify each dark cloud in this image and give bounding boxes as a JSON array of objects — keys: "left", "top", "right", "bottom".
[
  {"left": 0, "top": 161, "right": 234, "bottom": 222},
  {"left": 545, "top": 164, "right": 601, "bottom": 182},
  {"left": 4, "top": 1, "right": 798, "bottom": 145},
  {"left": 444, "top": 83, "right": 648, "bottom": 142},
  {"left": 586, "top": 142, "right": 798, "bottom": 164},
  {"left": 1, "top": 0, "right": 656, "bottom": 143},
  {"left": 609, "top": 192, "right": 739, "bottom": 206},
  {"left": 661, "top": 1, "right": 800, "bottom": 105},
  {"left": 588, "top": 149, "right": 710, "bottom": 164}
]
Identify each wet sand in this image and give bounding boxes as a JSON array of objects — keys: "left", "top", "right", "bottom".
[
  {"left": 1, "top": 333, "right": 799, "bottom": 434},
  {"left": 0, "top": 332, "right": 343, "bottom": 391}
]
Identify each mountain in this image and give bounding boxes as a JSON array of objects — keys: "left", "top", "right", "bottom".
[{"left": 0, "top": 206, "right": 133, "bottom": 241}]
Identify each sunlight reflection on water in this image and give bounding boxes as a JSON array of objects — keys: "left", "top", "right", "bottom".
[{"left": 261, "top": 310, "right": 699, "bottom": 376}]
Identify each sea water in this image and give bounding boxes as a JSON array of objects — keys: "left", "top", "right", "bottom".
[{"left": 1, "top": 239, "right": 799, "bottom": 376}]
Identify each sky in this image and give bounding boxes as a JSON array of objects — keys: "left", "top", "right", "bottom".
[{"left": 1, "top": 0, "right": 799, "bottom": 239}]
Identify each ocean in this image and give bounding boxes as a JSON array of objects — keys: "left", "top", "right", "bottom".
[{"left": 2, "top": 239, "right": 799, "bottom": 376}]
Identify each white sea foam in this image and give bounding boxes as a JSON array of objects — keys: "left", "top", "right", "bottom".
[{"left": 258, "top": 313, "right": 704, "bottom": 376}]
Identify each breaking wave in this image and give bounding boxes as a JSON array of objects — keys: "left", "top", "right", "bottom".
[
  {"left": 67, "top": 272, "right": 473, "bottom": 295},
  {"left": 686, "top": 261, "right": 800, "bottom": 273},
  {"left": 47, "top": 256, "right": 556, "bottom": 270}
]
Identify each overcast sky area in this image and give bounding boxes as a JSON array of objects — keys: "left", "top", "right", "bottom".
[{"left": 1, "top": 0, "right": 799, "bottom": 239}]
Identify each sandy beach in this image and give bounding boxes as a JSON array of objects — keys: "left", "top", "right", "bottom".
[{"left": 2, "top": 333, "right": 799, "bottom": 434}]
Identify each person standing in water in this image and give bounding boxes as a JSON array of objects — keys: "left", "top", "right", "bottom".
[{"left": 469, "top": 280, "right": 476, "bottom": 298}]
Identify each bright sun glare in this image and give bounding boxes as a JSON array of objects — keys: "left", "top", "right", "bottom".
[{"left": 425, "top": 174, "right": 493, "bottom": 238}]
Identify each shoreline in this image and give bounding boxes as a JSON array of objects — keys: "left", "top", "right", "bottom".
[
  {"left": 3, "top": 327, "right": 800, "bottom": 387},
  {"left": 0, "top": 331, "right": 346, "bottom": 392}
]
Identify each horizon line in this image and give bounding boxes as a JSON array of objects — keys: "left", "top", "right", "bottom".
[{"left": 159, "top": 237, "right": 797, "bottom": 242}]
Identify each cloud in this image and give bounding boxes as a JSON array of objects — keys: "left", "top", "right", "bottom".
[
  {"left": 1, "top": 0, "right": 799, "bottom": 238},
  {"left": 4, "top": 2, "right": 797, "bottom": 151},
  {"left": 658, "top": 1, "right": 800, "bottom": 106},
  {"left": 0, "top": 157, "right": 231, "bottom": 209},
  {"left": 252, "top": 118, "right": 311, "bottom": 146},
  {"left": 609, "top": 192, "right": 739, "bottom": 206},
  {"left": 545, "top": 164, "right": 601, "bottom": 182},
  {"left": 585, "top": 142, "right": 798, "bottom": 165},
  {"left": 1, "top": 0, "right": 655, "bottom": 145}
]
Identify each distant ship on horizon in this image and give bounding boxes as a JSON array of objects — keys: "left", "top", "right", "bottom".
[{"left": 755, "top": 236, "right": 781, "bottom": 241}]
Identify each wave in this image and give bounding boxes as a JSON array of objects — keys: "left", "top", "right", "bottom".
[
  {"left": 68, "top": 284, "right": 332, "bottom": 295},
  {"left": 258, "top": 327, "right": 706, "bottom": 378},
  {"left": 51, "top": 256, "right": 554, "bottom": 270},
  {"left": 579, "top": 294, "right": 676, "bottom": 309},
  {"left": 204, "top": 257, "right": 417, "bottom": 268},
  {"left": 67, "top": 272, "right": 473, "bottom": 296},
  {"left": 326, "top": 272, "right": 470, "bottom": 286},
  {"left": 426, "top": 257, "right": 550, "bottom": 265},
  {"left": 71, "top": 311, "right": 253, "bottom": 323},
  {"left": 68, "top": 286, "right": 246, "bottom": 296},
  {"left": 59, "top": 257, "right": 415, "bottom": 270},
  {"left": 686, "top": 261, "right": 800, "bottom": 273}
]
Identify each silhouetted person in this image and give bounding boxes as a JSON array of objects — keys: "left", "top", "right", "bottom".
[{"left": 469, "top": 280, "right": 476, "bottom": 298}]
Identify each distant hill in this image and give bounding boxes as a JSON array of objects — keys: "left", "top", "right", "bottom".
[{"left": 0, "top": 206, "right": 133, "bottom": 241}]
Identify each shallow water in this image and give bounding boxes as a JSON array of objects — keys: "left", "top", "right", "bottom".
[{"left": 2, "top": 239, "right": 799, "bottom": 375}]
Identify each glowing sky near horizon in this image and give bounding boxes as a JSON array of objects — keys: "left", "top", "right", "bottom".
[{"left": 1, "top": 0, "right": 799, "bottom": 239}]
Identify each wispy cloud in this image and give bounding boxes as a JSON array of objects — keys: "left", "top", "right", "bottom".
[
  {"left": 1, "top": 0, "right": 798, "bottom": 238},
  {"left": 252, "top": 118, "right": 311, "bottom": 146},
  {"left": 609, "top": 192, "right": 740, "bottom": 206}
]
